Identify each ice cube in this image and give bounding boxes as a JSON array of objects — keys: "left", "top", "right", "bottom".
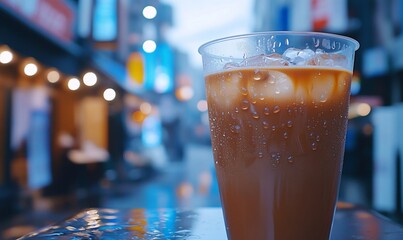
[
  {"left": 240, "top": 54, "right": 289, "bottom": 67},
  {"left": 336, "top": 71, "right": 351, "bottom": 95},
  {"left": 313, "top": 52, "right": 347, "bottom": 68},
  {"left": 298, "top": 49, "right": 315, "bottom": 60},
  {"left": 248, "top": 70, "right": 294, "bottom": 100},
  {"left": 283, "top": 48, "right": 315, "bottom": 65},
  {"left": 294, "top": 84, "right": 308, "bottom": 104},
  {"left": 211, "top": 71, "right": 243, "bottom": 109},
  {"left": 264, "top": 53, "right": 290, "bottom": 66},
  {"left": 283, "top": 48, "right": 302, "bottom": 63},
  {"left": 223, "top": 62, "right": 241, "bottom": 69},
  {"left": 309, "top": 73, "right": 336, "bottom": 103}
]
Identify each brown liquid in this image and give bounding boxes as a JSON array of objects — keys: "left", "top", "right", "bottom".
[{"left": 205, "top": 67, "right": 352, "bottom": 240}]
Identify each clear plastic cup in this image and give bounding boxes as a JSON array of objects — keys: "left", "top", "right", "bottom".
[{"left": 199, "top": 32, "right": 359, "bottom": 240}]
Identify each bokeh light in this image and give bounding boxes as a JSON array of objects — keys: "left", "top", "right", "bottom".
[
  {"left": 24, "top": 63, "right": 38, "bottom": 76},
  {"left": 143, "top": 6, "right": 157, "bottom": 19},
  {"left": 103, "top": 88, "right": 116, "bottom": 101},
  {"left": 140, "top": 102, "right": 152, "bottom": 115},
  {"left": 83, "top": 72, "right": 97, "bottom": 86},
  {"left": 176, "top": 86, "right": 194, "bottom": 101},
  {"left": 68, "top": 78, "right": 80, "bottom": 91},
  {"left": 357, "top": 103, "right": 371, "bottom": 117},
  {"left": 197, "top": 100, "right": 208, "bottom": 112},
  {"left": 143, "top": 40, "right": 157, "bottom": 53},
  {"left": 0, "top": 50, "right": 13, "bottom": 64},
  {"left": 47, "top": 70, "right": 60, "bottom": 83}
]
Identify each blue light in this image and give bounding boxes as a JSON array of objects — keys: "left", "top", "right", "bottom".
[{"left": 93, "top": 0, "right": 118, "bottom": 42}]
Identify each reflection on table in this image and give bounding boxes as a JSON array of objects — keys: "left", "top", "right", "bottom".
[{"left": 20, "top": 203, "right": 403, "bottom": 240}]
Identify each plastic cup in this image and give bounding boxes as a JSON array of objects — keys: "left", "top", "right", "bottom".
[{"left": 199, "top": 32, "right": 359, "bottom": 240}]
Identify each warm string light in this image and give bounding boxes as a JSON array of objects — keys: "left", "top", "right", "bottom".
[
  {"left": 103, "top": 88, "right": 116, "bottom": 101},
  {"left": 47, "top": 70, "right": 60, "bottom": 83},
  {"left": 83, "top": 72, "right": 97, "bottom": 86},
  {"left": 68, "top": 78, "right": 80, "bottom": 91},
  {"left": 0, "top": 50, "right": 13, "bottom": 64},
  {"left": 2, "top": 46, "right": 115, "bottom": 101}
]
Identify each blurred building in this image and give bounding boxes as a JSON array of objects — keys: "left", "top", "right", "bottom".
[{"left": 0, "top": 0, "right": 205, "bottom": 218}]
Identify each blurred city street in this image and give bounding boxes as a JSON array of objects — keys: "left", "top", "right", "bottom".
[{"left": 0, "top": 144, "right": 222, "bottom": 239}]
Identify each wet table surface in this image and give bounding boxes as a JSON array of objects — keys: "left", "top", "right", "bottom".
[{"left": 19, "top": 203, "right": 403, "bottom": 240}]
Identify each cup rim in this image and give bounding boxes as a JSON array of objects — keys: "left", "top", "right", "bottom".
[{"left": 198, "top": 31, "right": 360, "bottom": 56}]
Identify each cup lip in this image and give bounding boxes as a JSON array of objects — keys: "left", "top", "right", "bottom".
[{"left": 198, "top": 31, "right": 360, "bottom": 56}]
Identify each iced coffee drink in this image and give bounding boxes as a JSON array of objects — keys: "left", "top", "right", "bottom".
[{"left": 199, "top": 32, "right": 359, "bottom": 240}]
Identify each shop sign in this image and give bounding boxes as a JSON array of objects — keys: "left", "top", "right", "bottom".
[{"left": 0, "top": 0, "right": 75, "bottom": 43}]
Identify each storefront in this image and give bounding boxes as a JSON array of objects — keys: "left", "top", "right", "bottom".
[{"left": 0, "top": 0, "right": 88, "bottom": 216}]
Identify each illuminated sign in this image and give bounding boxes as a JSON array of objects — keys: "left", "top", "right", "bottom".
[{"left": 92, "top": 0, "right": 118, "bottom": 42}]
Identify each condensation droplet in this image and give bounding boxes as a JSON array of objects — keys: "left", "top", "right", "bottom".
[
  {"left": 253, "top": 70, "right": 263, "bottom": 80},
  {"left": 262, "top": 121, "right": 269, "bottom": 129},
  {"left": 319, "top": 94, "right": 327, "bottom": 103},
  {"left": 273, "top": 106, "right": 280, "bottom": 114},
  {"left": 316, "top": 135, "right": 320, "bottom": 142},
  {"left": 272, "top": 125, "right": 277, "bottom": 131},
  {"left": 252, "top": 112, "right": 259, "bottom": 119},
  {"left": 241, "top": 87, "right": 248, "bottom": 96},
  {"left": 283, "top": 132, "right": 288, "bottom": 139},
  {"left": 287, "top": 155, "right": 294, "bottom": 164},
  {"left": 230, "top": 125, "right": 241, "bottom": 133},
  {"left": 264, "top": 107, "right": 270, "bottom": 115},
  {"left": 241, "top": 99, "right": 249, "bottom": 110},
  {"left": 271, "top": 152, "right": 281, "bottom": 167},
  {"left": 287, "top": 120, "right": 293, "bottom": 128},
  {"left": 258, "top": 152, "right": 263, "bottom": 158},
  {"left": 312, "top": 142, "right": 317, "bottom": 151}
]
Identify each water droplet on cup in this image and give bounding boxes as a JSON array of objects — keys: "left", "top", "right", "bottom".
[
  {"left": 264, "top": 107, "right": 270, "bottom": 115},
  {"left": 287, "top": 155, "right": 294, "bottom": 164},
  {"left": 273, "top": 106, "right": 280, "bottom": 113},
  {"left": 230, "top": 125, "right": 241, "bottom": 133},
  {"left": 271, "top": 152, "right": 281, "bottom": 167},
  {"left": 253, "top": 70, "right": 263, "bottom": 80},
  {"left": 241, "top": 87, "right": 248, "bottom": 96},
  {"left": 241, "top": 99, "right": 249, "bottom": 110}
]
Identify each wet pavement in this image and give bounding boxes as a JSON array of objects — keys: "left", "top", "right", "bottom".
[{"left": 0, "top": 144, "right": 221, "bottom": 239}]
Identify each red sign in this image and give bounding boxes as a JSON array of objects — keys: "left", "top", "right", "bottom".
[
  {"left": 0, "top": 0, "right": 75, "bottom": 43},
  {"left": 311, "top": 0, "right": 329, "bottom": 31}
]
